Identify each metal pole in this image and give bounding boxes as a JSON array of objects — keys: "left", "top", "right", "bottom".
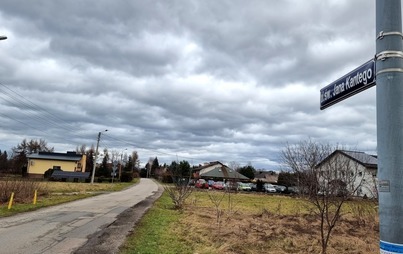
[
  {"left": 91, "top": 132, "right": 101, "bottom": 184},
  {"left": 376, "top": 0, "right": 403, "bottom": 252}
]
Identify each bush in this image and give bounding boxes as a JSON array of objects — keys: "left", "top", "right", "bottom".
[{"left": 121, "top": 172, "right": 133, "bottom": 182}]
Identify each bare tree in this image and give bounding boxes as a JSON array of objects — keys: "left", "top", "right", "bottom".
[
  {"left": 207, "top": 190, "right": 226, "bottom": 225},
  {"left": 282, "top": 140, "right": 366, "bottom": 254},
  {"left": 163, "top": 160, "right": 193, "bottom": 210},
  {"left": 228, "top": 161, "right": 240, "bottom": 172},
  {"left": 76, "top": 144, "right": 86, "bottom": 155}
]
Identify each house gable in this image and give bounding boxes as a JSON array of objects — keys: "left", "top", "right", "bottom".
[
  {"left": 193, "top": 161, "right": 249, "bottom": 180},
  {"left": 316, "top": 150, "right": 378, "bottom": 198}
]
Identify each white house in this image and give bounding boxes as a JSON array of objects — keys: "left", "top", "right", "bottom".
[{"left": 315, "top": 150, "right": 377, "bottom": 198}]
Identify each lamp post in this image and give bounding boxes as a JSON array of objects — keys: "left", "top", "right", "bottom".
[{"left": 91, "top": 129, "right": 108, "bottom": 184}]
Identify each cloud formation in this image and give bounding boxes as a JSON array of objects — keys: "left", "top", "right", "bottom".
[{"left": 0, "top": 0, "right": 378, "bottom": 169}]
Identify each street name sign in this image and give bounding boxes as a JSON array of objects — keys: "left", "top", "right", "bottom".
[{"left": 320, "top": 59, "right": 376, "bottom": 110}]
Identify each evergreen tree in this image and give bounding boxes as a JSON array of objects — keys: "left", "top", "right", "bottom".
[
  {"left": 97, "top": 149, "right": 110, "bottom": 177},
  {"left": 237, "top": 164, "right": 255, "bottom": 179},
  {"left": 0, "top": 150, "right": 8, "bottom": 172},
  {"left": 151, "top": 157, "right": 159, "bottom": 176},
  {"left": 86, "top": 146, "right": 95, "bottom": 173}
]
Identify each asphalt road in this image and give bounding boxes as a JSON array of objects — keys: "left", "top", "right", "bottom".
[{"left": 0, "top": 178, "right": 162, "bottom": 254}]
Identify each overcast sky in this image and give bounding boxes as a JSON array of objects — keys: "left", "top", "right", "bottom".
[{"left": 0, "top": 0, "right": 380, "bottom": 170}]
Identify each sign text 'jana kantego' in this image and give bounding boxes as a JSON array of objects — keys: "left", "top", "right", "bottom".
[{"left": 320, "top": 59, "right": 376, "bottom": 110}]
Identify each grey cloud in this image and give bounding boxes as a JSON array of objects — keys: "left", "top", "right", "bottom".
[{"left": 0, "top": 0, "right": 378, "bottom": 169}]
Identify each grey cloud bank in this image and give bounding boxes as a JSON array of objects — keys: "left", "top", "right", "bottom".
[{"left": 0, "top": 1, "right": 378, "bottom": 169}]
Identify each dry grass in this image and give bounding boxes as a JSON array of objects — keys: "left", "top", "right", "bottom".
[
  {"left": 0, "top": 180, "right": 48, "bottom": 204},
  {"left": 0, "top": 179, "right": 137, "bottom": 206},
  {"left": 178, "top": 190, "right": 379, "bottom": 254}
]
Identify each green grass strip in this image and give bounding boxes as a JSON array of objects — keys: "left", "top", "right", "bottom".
[{"left": 120, "top": 192, "right": 193, "bottom": 254}]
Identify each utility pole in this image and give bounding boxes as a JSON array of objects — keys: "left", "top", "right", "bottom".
[
  {"left": 376, "top": 0, "right": 403, "bottom": 253},
  {"left": 91, "top": 130, "right": 107, "bottom": 184}
]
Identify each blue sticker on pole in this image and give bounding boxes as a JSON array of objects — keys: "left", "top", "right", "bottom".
[
  {"left": 380, "top": 240, "right": 403, "bottom": 253},
  {"left": 320, "top": 59, "right": 376, "bottom": 110}
]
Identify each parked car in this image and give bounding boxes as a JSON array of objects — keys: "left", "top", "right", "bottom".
[
  {"left": 195, "top": 179, "right": 209, "bottom": 189},
  {"left": 249, "top": 183, "right": 257, "bottom": 192},
  {"left": 212, "top": 181, "right": 225, "bottom": 190},
  {"left": 238, "top": 182, "right": 252, "bottom": 191},
  {"left": 264, "top": 183, "right": 276, "bottom": 193},
  {"left": 285, "top": 186, "right": 299, "bottom": 194},
  {"left": 273, "top": 184, "right": 287, "bottom": 193},
  {"left": 224, "top": 181, "right": 238, "bottom": 190}
]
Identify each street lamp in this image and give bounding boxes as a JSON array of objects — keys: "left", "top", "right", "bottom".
[
  {"left": 0, "top": 36, "right": 7, "bottom": 40},
  {"left": 91, "top": 129, "right": 108, "bottom": 184}
]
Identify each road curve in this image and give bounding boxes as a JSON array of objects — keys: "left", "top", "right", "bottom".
[{"left": 0, "top": 178, "right": 161, "bottom": 254}]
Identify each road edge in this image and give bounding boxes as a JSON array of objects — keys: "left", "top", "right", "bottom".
[{"left": 74, "top": 180, "right": 164, "bottom": 254}]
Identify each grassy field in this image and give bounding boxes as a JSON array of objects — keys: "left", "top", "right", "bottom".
[
  {"left": 0, "top": 179, "right": 138, "bottom": 217},
  {"left": 121, "top": 190, "right": 379, "bottom": 254}
]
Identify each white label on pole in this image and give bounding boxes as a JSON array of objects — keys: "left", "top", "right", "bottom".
[{"left": 379, "top": 180, "right": 390, "bottom": 192}]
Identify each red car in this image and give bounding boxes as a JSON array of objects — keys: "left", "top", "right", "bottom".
[
  {"left": 195, "top": 179, "right": 209, "bottom": 189},
  {"left": 212, "top": 181, "right": 225, "bottom": 190}
]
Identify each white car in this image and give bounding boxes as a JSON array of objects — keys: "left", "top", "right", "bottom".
[
  {"left": 238, "top": 182, "right": 252, "bottom": 191},
  {"left": 264, "top": 183, "right": 276, "bottom": 193}
]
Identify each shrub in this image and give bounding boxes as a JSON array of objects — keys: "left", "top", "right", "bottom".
[{"left": 120, "top": 172, "right": 133, "bottom": 182}]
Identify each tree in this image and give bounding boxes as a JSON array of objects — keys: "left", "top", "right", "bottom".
[
  {"left": 237, "top": 164, "right": 255, "bottom": 179},
  {"left": 151, "top": 157, "right": 159, "bottom": 176},
  {"left": 229, "top": 161, "right": 240, "bottom": 171},
  {"left": 165, "top": 160, "right": 191, "bottom": 183},
  {"left": 124, "top": 151, "right": 139, "bottom": 172},
  {"left": 164, "top": 160, "right": 193, "bottom": 210},
  {"left": 76, "top": 144, "right": 86, "bottom": 155},
  {"left": 282, "top": 140, "right": 364, "bottom": 254},
  {"left": 0, "top": 150, "right": 8, "bottom": 172},
  {"left": 132, "top": 151, "right": 140, "bottom": 169},
  {"left": 11, "top": 139, "right": 54, "bottom": 174},
  {"left": 85, "top": 145, "right": 95, "bottom": 173},
  {"left": 277, "top": 171, "right": 298, "bottom": 187},
  {"left": 97, "top": 148, "right": 110, "bottom": 177}
]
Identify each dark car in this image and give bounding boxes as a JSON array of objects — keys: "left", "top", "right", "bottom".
[
  {"left": 284, "top": 186, "right": 299, "bottom": 194},
  {"left": 249, "top": 183, "right": 257, "bottom": 191}
]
